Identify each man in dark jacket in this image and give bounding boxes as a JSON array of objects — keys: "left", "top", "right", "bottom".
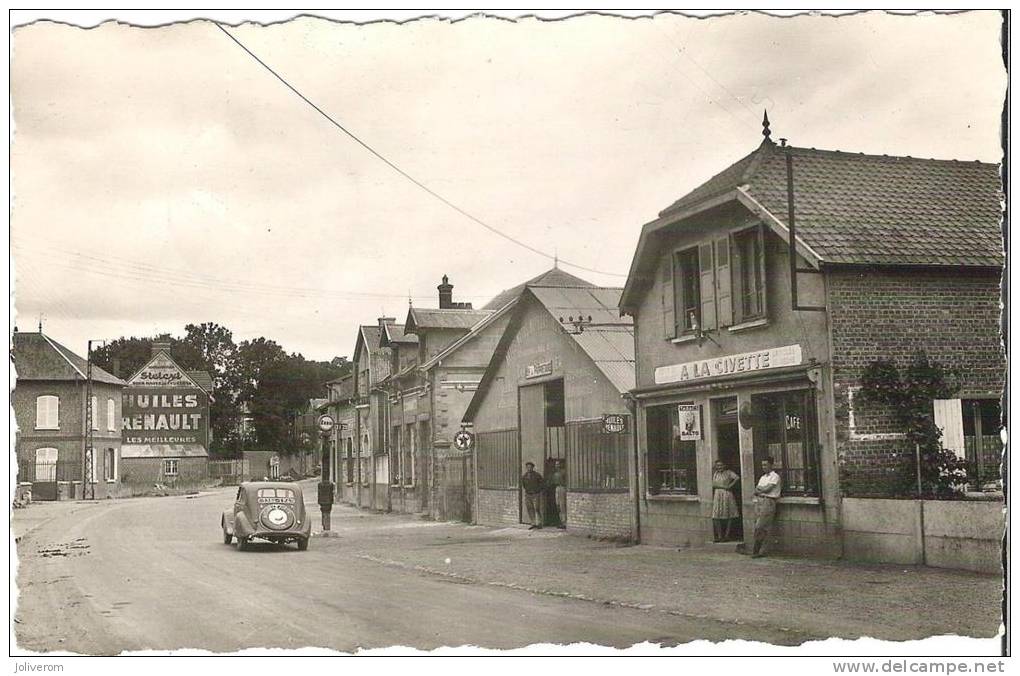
[{"left": 521, "top": 462, "right": 545, "bottom": 529}]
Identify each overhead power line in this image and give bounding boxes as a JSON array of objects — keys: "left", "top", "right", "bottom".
[{"left": 213, "top": 22, "right": 626, "bottom": 279}]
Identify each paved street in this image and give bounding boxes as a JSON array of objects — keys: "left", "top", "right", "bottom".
[{"left": 13, "top": 481, "right": 1002, "bottom": 654}]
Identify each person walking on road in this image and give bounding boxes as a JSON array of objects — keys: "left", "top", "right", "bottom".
[
  {"left": 521, "top": 462, "right": 545, "bottom": 530},
  {"left": 751, "top": 457, "right": 782, "bottom": 558}
]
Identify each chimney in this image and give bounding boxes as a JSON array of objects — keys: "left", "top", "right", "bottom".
[
  {"left": 377, "top": 316, "right": 396, "bottom": 329},
  {"left": 151, "top": 339, "right": 172, "bottom": 357},
  {"left": 438, "top": 275, "right": 454, "bottom": 309},
  {"left": 112, "top": 357, "right": 121, "bottom": 378}
]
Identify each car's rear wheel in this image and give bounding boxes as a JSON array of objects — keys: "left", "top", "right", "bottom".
[
  {"left": 297, "top": 537, "right": 309, "bottom": 551},
  {"left": 223, "top": 529, "right": 233, "bottom": 545}
]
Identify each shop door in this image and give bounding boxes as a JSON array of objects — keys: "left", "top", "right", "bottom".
[
  {"left": 519, "top": 383, "right": 547, "bottom": 523},
  {"left": 712, "top": 398, "right": 743, "bottom": 541}
]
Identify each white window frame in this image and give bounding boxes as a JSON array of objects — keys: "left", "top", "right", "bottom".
[
  {"left": 35, "top": 447, "right": 58, "bottom": 482},
  {"left": 163, "top": 458, "right": 179, "bottom": 477},
  {"left": 107, "top": 398, "right": 116, "bottom": 432},
  {"left": 105, "top": 447, "right": 118, "bottom": 482},
  {"left": 35, "top": 395, "right": 59, "bottom": 430}
]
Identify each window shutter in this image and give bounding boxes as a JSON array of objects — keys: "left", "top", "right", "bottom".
[
  {"left": 730, "top": 233, "right": 744, "bottom": 324},
  {"left": 715, "top": 237, "right": 732, "bottom": 327},
  {"left": 661, "top": 252, "right": 676, "bottom": 339},
  {"left": 699, "top": 242, "right": 716, "bottom": 331},
  {"left": 933, "top": 399, "right": 966, "bottom": 459},
  {"left": 756, "top": 224, "right": 768, "bottom": 319}
]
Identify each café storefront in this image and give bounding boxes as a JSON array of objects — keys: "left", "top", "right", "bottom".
[{"left": 632, "top": 343, "right": 842, "bottom": 558}]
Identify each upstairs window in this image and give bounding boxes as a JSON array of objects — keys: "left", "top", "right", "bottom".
[
  {"left": 732, "top": 225, "right": 766, "bottom": 322},
  {"left": 674, "top": 248, "right": 701, "bottom": 334},
  {"left": 107, "top": 398, "right": 116, "bottom": 431},
  {"left": 35, "top": 395, "right": 59, "bottom": 430},
  {"left": 90, "top": 396, "right": 99, "bottom": 430},
  {"left": 661, "top": 224, "right": 765, "bottom": 340}
]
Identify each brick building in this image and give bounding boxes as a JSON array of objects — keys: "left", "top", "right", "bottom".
[
  {"left": 618, "top": 123, "right": 1004, "bottom": 557},
  {"left": 323, "top": 373, "right": 356, "bottom": 494},
  {"left": 463, "top": 273, "right": 637, "bottom": 540},
  {"left": 13, "top": 330, "right": 125, "bottom": 500},
  {"left": 401, "top": 276, "right": 510, "bottom": 522},
  {"left": 350, "top": 319, "right": 395, "bottom": 511},
  {"left": 119, "top": 341, "right": 213, "bottom": 486}
]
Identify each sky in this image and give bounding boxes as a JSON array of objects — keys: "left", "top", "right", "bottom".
[{"left": 10, "top": 10, "right": 1006, "bottom": 362}]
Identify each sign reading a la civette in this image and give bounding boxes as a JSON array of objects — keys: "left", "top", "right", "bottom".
[
  {"left": 123, "top": 353, "right": 210, "bottom": 445},
  {"left": 654, "top": 344, "right": 803, "bottom": 385}
]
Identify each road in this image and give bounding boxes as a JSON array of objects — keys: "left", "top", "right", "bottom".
[{"left": 14, "top": 485, "right": 808, "bottom": 654}]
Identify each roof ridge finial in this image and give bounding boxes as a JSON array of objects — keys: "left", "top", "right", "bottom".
[
  {"left": 554, "top": 248, "right": 559, "bottom": 269},
  {"left": 762, "top": 109, "right": 772, "bottom": 141}
]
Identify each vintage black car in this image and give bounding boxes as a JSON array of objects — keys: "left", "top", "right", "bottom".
[{"left": 221, "top": 481, "right": 311, "bottom": 551}]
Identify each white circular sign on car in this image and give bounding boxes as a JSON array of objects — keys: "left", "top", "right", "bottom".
[{"left": 318, "top": 414, "right": 335, "bottom": 433}]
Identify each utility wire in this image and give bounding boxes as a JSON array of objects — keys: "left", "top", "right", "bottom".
[{"left": 213, "top": 22, "right": 626, "bottom": 279}]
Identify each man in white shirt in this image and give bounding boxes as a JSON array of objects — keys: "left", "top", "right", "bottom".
[{"left": 751, "top": 457, "right": 782, "bottom": 558}]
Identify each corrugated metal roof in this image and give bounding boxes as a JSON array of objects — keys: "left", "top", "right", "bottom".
[
  {"left": 121, "top": 443, "right": 209, "bottom": 459},
  {"left": 527, "top": 286, "right": 635, "bottom": 395},
  {"left": 482, "top": 267, "right": 596, "bottom": 311}
]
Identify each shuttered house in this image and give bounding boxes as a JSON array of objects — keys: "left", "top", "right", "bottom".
[
  {"left": 12, "top": 330, "right": 126, "bottom": 500},
  {"left": 463, "top": 275, "right": 637, "bottom": 539},
  {"left": 618, "top": 120, "right": 1004, "bottom": 565},
  {"left": 349, "top": 319, "right": 396, "bottom": 512}
]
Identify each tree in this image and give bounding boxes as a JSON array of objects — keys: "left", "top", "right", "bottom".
[{"left": 91, "top": 337, "right": 152, "bottom": 380}]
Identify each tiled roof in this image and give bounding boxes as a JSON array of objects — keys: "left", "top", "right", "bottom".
[
  {"left": 357, "top": 325, "right": 383, "bottom": 357},
  {"left": 185, "top": 370, "right": 214, "bottom": 394},
  {"left": 405, "top": 307, "right": 494, "bottom": 332},
  {"left": 482, "top": 267, "right": 595, "bottom": 311},
  {"left": 660, "top": 141, "right": 1003, "bottom": 267},
  {"left": 12, "top": 332, "right": 125, "bottom": 385},
  {"left": 380, "top": 322, "right": 418, "bottom": 346}
]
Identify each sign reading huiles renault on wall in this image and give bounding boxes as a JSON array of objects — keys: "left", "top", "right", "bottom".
[
  {"left": 123, "top": 352, "right": 209, "bottom": 445},
  {"left": 654, "top": 344, "right": 803, "bottom": 385}
]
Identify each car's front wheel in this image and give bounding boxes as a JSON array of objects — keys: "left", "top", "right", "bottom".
[
  {"left": 223, "top": 529, "right": 233, "bottom": 545},
  {"left": 297, "top": 537, "right": 309, "bottom": 551}
]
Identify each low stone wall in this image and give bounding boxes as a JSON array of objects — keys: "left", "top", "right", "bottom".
[
  {"left": 566, "top": 491, "right": 633, "bottom": 540},
  {"left": 842, "top": 497, "right": 1003, "bottom": 574},
  {"left": 476, "top": 488, "right": 519, "bottom": 526}
]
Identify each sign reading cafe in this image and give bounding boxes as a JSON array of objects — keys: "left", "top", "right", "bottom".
[{"left": 654, "top": 344, "right": 803, "bottom": 386}]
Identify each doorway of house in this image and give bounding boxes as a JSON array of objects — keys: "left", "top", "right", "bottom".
[{"left": 713, "top": 397, "right": 743, "bottom": 542}]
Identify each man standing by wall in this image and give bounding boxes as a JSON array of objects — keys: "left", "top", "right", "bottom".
[
  {"left": 521, "top": 462, "right": 545, "bottom": 530},
  {"left": 751, "top": 457, "right": 782, "bottom": 558}
]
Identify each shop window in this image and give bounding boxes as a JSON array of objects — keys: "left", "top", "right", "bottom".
[
  {"left": 107, "top": 398, "right": 117, "bottom": 431},
  {"left": 105, "top": 448, "right": 117, "bottom": 482},
  {"left": 163, "top": 458, "right": 179, "bottom": 477},
  {"left": 477, "top": 429, "right": 519, "bottom": 489},
  {"left": 645, "top": 404, "right": 698, "bottom": 495},
  {"left": 567, "top": 418, "right": 629, "bottom": 491},
  {"left": 751, "top": 390, "right": 819, "bottom": 496},
  {"left": 36, "top": 395, "right": 59, "bottom": 430},
  {"left": 731, "top": 225, "right": 766, "bottom": 323}
]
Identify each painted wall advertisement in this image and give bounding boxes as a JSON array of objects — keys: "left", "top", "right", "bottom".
[
  {"left": 122, "top": 388, "right": 208, "bottom": 444},
  {"left": 123, "top": 353, "right": 209, "bottom": 445}
]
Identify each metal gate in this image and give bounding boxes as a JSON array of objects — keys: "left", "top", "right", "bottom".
[{"left": 438, "top": 452, "right": 473, "bottom": 523}]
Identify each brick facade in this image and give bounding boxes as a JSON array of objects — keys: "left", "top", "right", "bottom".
[
  {"left": 827, "top": 268, "right": 1005, "bottom": 496},
  {"left": 475, "top": 488, "right": 519, "bottom": 526},
  {"left": 565, "top": 491, "right": 633, "bottom": 540}
]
